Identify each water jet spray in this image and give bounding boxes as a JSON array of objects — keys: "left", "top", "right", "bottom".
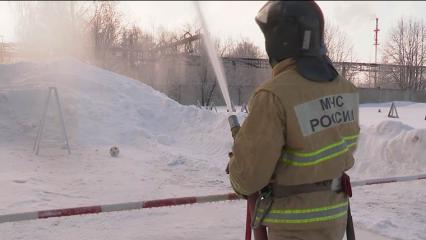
[
  {"left": 194, "top": 3, "right": 267, "bottom": 240},
  {"left": 193, "top": 2, "right": 240, "bottom": 133}
]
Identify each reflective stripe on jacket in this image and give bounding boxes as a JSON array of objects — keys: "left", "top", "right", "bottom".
[
  {"left": 282, "top": 134, "right": 358, "bottom": 167},
  {"left": 257, "top": 200, "right": 348, "bottom": 224}
]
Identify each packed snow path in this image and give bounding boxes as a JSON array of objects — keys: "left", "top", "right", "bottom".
[{"left": 1, "top": 59, "right": 425, "bottom": 239}]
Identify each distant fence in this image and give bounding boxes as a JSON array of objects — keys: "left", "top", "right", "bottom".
[
  {"left": 165, "top": 84, "right": 426, "bottom": 106},
  {"left": 358, "top": 88, "right": 426, "bottom": 104},
  {"left": 137, "top": 55, "right": 426, "bottom": 106},
  {"left": 168, "top": 84, "right": 259, "bottom": 106}
]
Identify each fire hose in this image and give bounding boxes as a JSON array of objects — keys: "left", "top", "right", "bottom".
[{"left": 227, "top": 115, "right": 269, "bottom": 240}]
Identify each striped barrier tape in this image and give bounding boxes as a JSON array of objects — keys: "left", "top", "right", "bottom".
[{"left": 1, "top": 173, "right": 425, "bottom": 224}]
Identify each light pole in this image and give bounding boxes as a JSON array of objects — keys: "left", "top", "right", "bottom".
[{"left": 373, "top": 17, "right": 380, "bottom": 88}]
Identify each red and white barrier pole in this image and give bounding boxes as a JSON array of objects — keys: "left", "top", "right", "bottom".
[
  {"left": 0, "top": 193, "right": 240, "bottom": 224},
  {"left": 351, "top": 173, "right": 426, "bottom": 187},
  {"left": 1, "top": 173, "right": 425, "bottom": 224}
]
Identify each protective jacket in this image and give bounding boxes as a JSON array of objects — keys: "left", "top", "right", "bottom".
[{"left": 229, "top": 58, "right": 360, "bottom": 231}]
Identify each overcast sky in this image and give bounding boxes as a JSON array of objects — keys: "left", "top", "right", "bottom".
[{"left": 1, "top": 1, "right": 426, "bottom": 63}]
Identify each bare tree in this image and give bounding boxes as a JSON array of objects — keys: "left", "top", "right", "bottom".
[
  {"left": 324, "top": 21, "right": 353, "bottom": 62},
  {"left": 383, "top": 17, "right": 426, "bottom": 90},
  {"left": 324, "top": 20, "right": 357, "bottom": 82},
  {"left": 226, "top": 39, "right": 263, "bottom": 59},
  {"left": 90, "top": 1, "right": 122, "bottom": 67},
  {"left": 197, "top": 37, "right": 264, "bottom": 106},
  {"left": 198, "top": 35, "right": 242, "bottom": 106},
  {"left": 119, "top": 25, "right": 152, "bottom": 67}
]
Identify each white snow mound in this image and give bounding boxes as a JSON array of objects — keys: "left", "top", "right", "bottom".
[
  {"left": 351, "top": 120, "right": 426, "bottom": 179},
  {"left": 0, "top": 58, "right": 232, "bottom": 150}
]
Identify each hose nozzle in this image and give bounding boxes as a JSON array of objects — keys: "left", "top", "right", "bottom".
[{"left": 228, "top": 115, "right": 240, "bottom": 139}]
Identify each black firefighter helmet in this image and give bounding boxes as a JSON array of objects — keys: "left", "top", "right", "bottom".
[{"left": 255, "top": 1, "right": 338, "bottom": 82}]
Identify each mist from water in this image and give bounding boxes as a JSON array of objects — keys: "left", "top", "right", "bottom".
[
  {"left": 13, "top": 1, "right": 93, "bottom": 61},
  {"left": 194, "top": 2, "right": 234, "bottom": 112}
]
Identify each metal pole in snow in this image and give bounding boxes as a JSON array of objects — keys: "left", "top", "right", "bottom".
[
  {"left": 0, "top": 174, "right": 425, "bottom": 224},
  {"left": 33, "top": 87, "right": 71, "bottom": 155},
  {"left": 34, "top": 88, "right": 52, "bottom": 155},
  {"left": 52, "top": 87, "right": 71, "bottom": 154}
]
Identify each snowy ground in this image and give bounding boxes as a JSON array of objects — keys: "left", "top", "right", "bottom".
[{"left": 0, "top": 59, "right": 425, "bottom": 240}]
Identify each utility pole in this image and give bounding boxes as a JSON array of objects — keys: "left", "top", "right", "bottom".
[{"left": 373, "top": 17, "right": 380, "bottom": 88}]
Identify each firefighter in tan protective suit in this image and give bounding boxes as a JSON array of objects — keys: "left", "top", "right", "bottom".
[{"left": 228, "top": 1, "right": 360, "bottom": 240}]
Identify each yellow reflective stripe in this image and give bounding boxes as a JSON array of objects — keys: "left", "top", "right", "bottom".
[
  {"left": 258, "top": 201, "right": 348, "bottom": 214},
  {"left": 283, "top": 146, "right": 351, "bottom": 167},
  {"left": 347, "top": 142, "right": 357, "bottom": 148},
  {"left": 256, "top": 201, "right": 348, "bottom": 224},
  {"left": 286, "top": 134, "right": 359, "bottom": 157},
  {"left": 343, "top": 135, "right": 359, "bottom": 141},
  {"left": 283, "top": 134, "right": 359, "bottom": 166},
  {"left": 258, "top": 211, "right": 347, "bottom": 224},
  {"left": 287, "top": 139, "right": 345, "bottom": 157}
]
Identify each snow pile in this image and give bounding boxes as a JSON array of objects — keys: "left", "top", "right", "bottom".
[
  {"left": 0, "top": 58, "right": 232, "bottom": 151},
  {"left": 351, "top": 120, "right": 426, "bottom": 179}
]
